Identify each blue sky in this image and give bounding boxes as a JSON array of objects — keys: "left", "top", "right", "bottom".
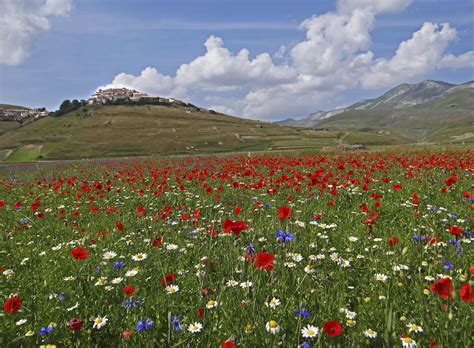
[{"left": 0, "top": 0, "right": 473, "bottom": 120}]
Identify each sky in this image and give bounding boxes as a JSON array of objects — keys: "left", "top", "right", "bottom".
[{"left": 0, "top": 0, "right": 473, "bottom": 121}]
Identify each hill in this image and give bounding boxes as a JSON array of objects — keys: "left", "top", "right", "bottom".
[
  {"left": 287, "top": 80, "right": 474, "bottom": 144},
  {"left": 0, "top": 103, "right": 32, "bottom": 137},
  {"left": 0, "top": 103, "right": 353, "bottom": 162}
]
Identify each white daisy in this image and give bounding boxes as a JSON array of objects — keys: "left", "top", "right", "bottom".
[
  {"left": 301, "top": 324, "right": 319, "bottom": 338},
  {"left": 265, "top": 320, "right": 280, "bottom": 334},
  {"left": 364, "top": 329, "right": 377, "bottom": 338},
  {"left": 240, "top": 281, "right": 253, "bottom": 289},
  {"left": 226, "top": 279, "right": 239, "bottom": 287},
  {"left": 16, "top": 319, "right": 27, "bottom": 326},
  {"left": 125, "top": 269, "right": 139, "bottom": 277},
  {"left": 187, "top": 322, "right": 203, "bottom": 333},
  {"left": 165, "top": 284, "right": 180, "bottom": 294},
  {"left": 131, "top": 253, "right": 147, "bottom": 261},
  {"left": 265, "top": 297, "right": 281, "bottom": 309},
  {"left": 406, "top": 323, "right": 423, "bottom": 333},
  {"left": 111, "top": 277, "right": 123, "bottom": 284},
  {"left": 206, "top": 300, "right": 218, "bottom": 309},
  {"left": 375, "top": 273, "right": 388, "bottom": 282},
  {"left": 93, "top": 315, "right": 108, "bottom": 329},
  {"left": 401, "top": 336, "right": 417, "bottom": 348},
  {"left": 95, "top": 277, "right": 107, "bottom": 286},
  {"left": 103, "top": 251, "right": 117, "bottom": 260}
]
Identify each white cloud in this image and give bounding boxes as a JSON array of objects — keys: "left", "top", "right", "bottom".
[
  {"left": 0, "top": 0, "right": 73, "bottom": 65},
  {"left": 361, "top": 22, "right": 458, "bottom": 88},
  {"left": 174, "top": 36, "right": 296, "bottom": 91},
  {"left": 106, "top": 0, "right": 472, "bottom": 121},
  {"left": 438, "top": 51, "right": 474, "bottom": 69},
  {"left": 337, "top": 0, "right": 413, "bottom": 14}
]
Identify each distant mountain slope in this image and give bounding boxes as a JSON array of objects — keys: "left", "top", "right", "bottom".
[
  {"left": 0, "top": 103, "right": 348, "bottom": 161},
  {"left": 274, "top": 118, "right": 297, "bottom": 125},
  {"left": 315, "top": 87, "right": 474, "bottom": 143},
  {"left": 290, "top": 80, "right": 472, "bottom": 128}
]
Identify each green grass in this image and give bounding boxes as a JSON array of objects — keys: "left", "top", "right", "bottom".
[
  {"left": 5, "top": 145, "right": 42, "bottom": 162},
  {"left": 0, "top": 151, "right": 472, "bottom": 347},
  {"left": 0, "top": 105, "right": 343, "bottom": 161}
]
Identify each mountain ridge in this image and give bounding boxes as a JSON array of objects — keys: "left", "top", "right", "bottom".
[{"left": 285, "top": 79, "right": 473, "bottom": 127}]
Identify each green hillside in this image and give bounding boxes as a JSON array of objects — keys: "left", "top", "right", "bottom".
[
  {"left": 0, "top": 104, "right": 354, "bottom": 161},
  {"left": 0, "top": 104, "right": 31, "bottom": 138},
  {"left": 0, "top": 103, "right": 30, "bottom": 110},
  {"left": 316, "top": 89, "right": 474, "bottom": 144}
]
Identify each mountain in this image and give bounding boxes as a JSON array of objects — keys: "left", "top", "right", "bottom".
[
  {"left": 0, "top": 103, "right": 345, "bottom": 162},
  {"left": 287, "top": 80, "right": 474, "bottom": 144},
  {"left": 274, "top": 118, "right": 297, "bottom": 125},
  {"left": 290, "top": 80, "right": 472, "bottom": 127}
]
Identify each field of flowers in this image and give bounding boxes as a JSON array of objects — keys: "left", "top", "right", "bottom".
[{"left": 1, "top": 151, "right": 473, "bottom": 347}]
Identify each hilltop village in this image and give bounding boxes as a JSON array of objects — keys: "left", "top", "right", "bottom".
[
  {"left": 0, "top": 108, "right": 48, "bottom": 123},
  {"left": 87, "top": 88, "right": 185, "bottom": 106}
]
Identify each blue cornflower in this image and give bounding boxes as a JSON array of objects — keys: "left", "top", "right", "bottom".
[
  {"left": 462, "top": 231, "right": 472, "bottom": 238},
  {"left": 276, "top": 229, "right": 294, "bottom": 242},
  {"left": 136, "top": 319, "right": 153, "bottom": 331},
  {"left": 412, "top": 235, "right": 421, "bottom": 242},
  {"left": 122, "top": 299, "right": 142, "bottom": 308},
  {"left": 58, "top": 292, "right": 66, "bottom": 301},
  {"left": 187, "top": 230, "right": 197, "bottom": 237},
  {"left": 294, "top": 307, "right": 310, "bottom": 318},
  {"left": 245, "top": 243, "right": 256, "bottom": 256},
  {"left": 19, "top": 218, "right": 29, "bottom": 225},
  {"left": 456, "top": 248, "right": 463, "bottom": 256},
  {"left": 171, "top": 315, "right": 182, "bottom": 332},
  {"left": 449, "top": 212, "right": 457, "bottom": 219},
  {"left": 449, "top": 239, "right": 461, "bottom": 248},
  {"left": 444, "top": 261, "right": 453, "bottom": 270},
  {"left": 38, "top": 326, "right": 54, "bottom": 336},
  {"left": 113, "top": 261, "right": 125, "bottom": 269},
  {"left": 302, "top": 342, "right": 311, "bottom": 348},
  {"left": 263, "top": 202, "right": 270, "bottom": 208}
]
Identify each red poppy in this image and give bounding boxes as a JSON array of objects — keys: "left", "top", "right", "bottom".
[
  {"left": 448, "top": 226, "right": 463, "bottom": 236},
  {"left": 122, "top": 331, "right": 132, "bottom": 338},
  {"left": 278, "top": 205, "right": 292, "bottom": 220},
  {"left": 469, "top": 265, "right": 474, "bottom": 274},
  {"left": 160, "top": 273, "right": 177, "bottom": 287},
  {"left": 254, "top": 252, "right": 275, "bottom": 271},
  {"left": 431, "top": 277, "right": 453, "bottom": 299},
  {"left": 221, "top": 339, "right": 236, "bottom": 348},
  {"left": 67, "top": 317, "right": 83, "bottom": 331},
  {"left": 393, "top": 184, "right": 402, "bottom": 191},
  {"left": 123, "top": 284, "right": 136, "bottom": 296},
  {"left": 115, "top": 220, "right": 125, "bottom": 231},
  {"left": 4, "top": 296, "right": 22, "bottom": 313},
  {"left": 71, "top": 247, "right": 89, "bottom": 260},
  {"left": 387, "top": 236, "right": 400, "bottom": 248},
  {"left": 136, "top": 204, "right": 145, "bottom": 217},
  {"left": 197, "top": 307, "right": 204, "bottom": 318},
  {"left": 151, "top": 236, "right": 164, "bottom": 247},
  {"left": 222, "top": 219, "right": 248, "bottom": 236},
  {"left": 323, "top": 320, "right": 342, "bottom": 337},
  {"left": 459, "top": 283, "right": 473, "bottom": 302}
]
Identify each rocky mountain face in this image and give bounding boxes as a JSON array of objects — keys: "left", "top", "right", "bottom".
[{"left": 285, "top": 80, "right": 473, "bottom": 127}]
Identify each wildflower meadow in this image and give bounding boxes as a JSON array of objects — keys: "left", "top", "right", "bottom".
[{"left": 1, "top": 151, "right": 473, "bottom": 347}]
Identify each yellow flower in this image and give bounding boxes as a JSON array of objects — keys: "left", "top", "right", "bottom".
[{"left": 40, "top": 345, "right": 57, "bottom": 348}]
